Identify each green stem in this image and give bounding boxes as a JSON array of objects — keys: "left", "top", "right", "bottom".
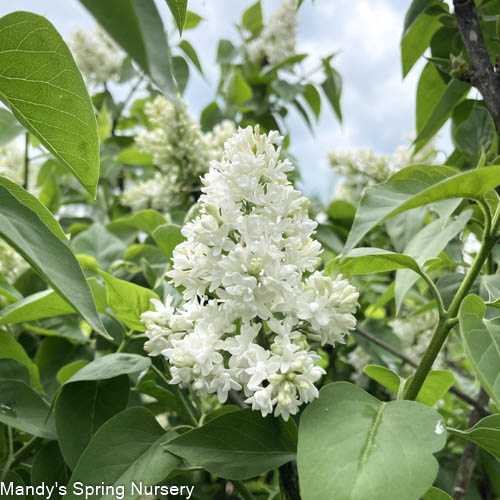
[
  {"left": 233, "top": 481, "right": 257, "bottom": 500},
  {"left": 152, "top": 363, "right": 198, "bottom": 427},
  {"left": 23, "top": 132, "right": 29, "bottom": 190},
  {"left": 10, "top": 437, "right": 41, "bottom": 469},
  {"left": 405, "top": 199, "right": 499, "bottom": 401},
  {"left": 420, "top": 270, "right": 446, "bottom": 319}
]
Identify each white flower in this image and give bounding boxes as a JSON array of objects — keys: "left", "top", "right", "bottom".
[
  {"left": 247, "top": 0, "right": 298, "bottom": 66},
  {"left": 0, "top": 142, "right": 23, "bottom": 185},
  {"left": 123, "top": 97, "right": 235, "bottom": 213},
  {"left": 142, "top": 126, "right": 358, "bottom": 419},
  {"left": 69, "top": 25, "right": 123, "bottom": 87}
]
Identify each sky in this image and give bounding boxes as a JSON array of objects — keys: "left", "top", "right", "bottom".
[{"left": 0, "top": 0, "right": 446, "bottom": 200}]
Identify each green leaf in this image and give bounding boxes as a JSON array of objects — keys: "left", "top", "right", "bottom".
[
  {"left": 31, "top": 442, "right": 69, "bottom": 500},
  {"left": 415, "top": 78, "right": 470, "bottom": 151},
  {"left": 66, "top": 353, "right": 151, "bottom": 384},
  {"left": 449, "top": 413, "right": 500, "bottom": 460},
  {"left": 481, "top": 274, "right": 500, "bottom": 305},
  {"left": 321, "top": 64, "right": 342, "bottom": 122},
  {"left": 0, "top": 359, "right": 30, "bottom": 385},
  {"left": 303, "top": 83, "right": 321, "bottom": 120},
  {"left": 72, "top": 224, "right": 126, "bottom": 271},
  {"left": 0, "top": 12, "right": 99, "bottom": 196},
  {"left": 99, "top": 271, "right": 160, "bottom": 331},
  {"left": 395, "top": 210, "right": 471, "bottom": 310},
  {"left": 172, "top": 55, "right": 189, "bottom": 94},
  {"left": 0, "top": 330, "right": 41, "bottom": 391},
  {"left": 225, "top": 69, "right": 252, "bottom": 105},
  {"left": 454, "top": 106, "right": 496, "bottom": 160},
  {"left": 56, "top": 376, "right": 130, "bottom": 469},
  {"left": 297, "top": 382, "right": 446, "bottom": 500},
  {"left": 363, "top": 364, "right": 402, "bottom": 394},
  {"left": 385, "top": 208, "right": 426, "bottom": 253},
  {"left": 152, "top": 223, "right": 185, "bottom": 261},
  {"left": 459, "top": 295, "right": 500, "bottom": 408},
  {"left": 165, "top": 0, "right": 187, "bottom": 35},
  {"left": 165, "top": 408, "right": 297, "bottom": 480},
  {"left": 64, "top": 407, "right": 179, "bottom": 500},
  {"left": 178, "top": 39, "right": 203, "bottom": 75},
  {"left": 242, "top": 1, "right": 263, "bottom": 34},
  {"left": 416, "top": 63, "right": 447, "bottom": 135},
  {"left": 216, "top": 39, "right": 238, "bottom": 64},
  {"left": 0, "top": 183, "right": 108, "bottom": 339},
  {"left": 401, "top": 9, "right": 441, "bottom": 77},
  {"left": 0, "top": 379, "right": 56, "bottom": 438},
  {"left": 402, "top": 0, "right": 439, "bottom": 39},
  {"left": 97, "top": 104, "right": 112, "bottom": 142},
  {"left": 337, "top": 248, "right": 422, "bottom": 275},
  {"left": 0, "top": 289, "right": 74, "bottom": 324},
  {"left": 110, "top": 210, "right": 167, "bottom": 236},
  {"left": 2, "top": 472, "right": 25, "bottom": 500},
  {"left": 79, "top": 0, "right": 178, "bottom": 102},
  {"left": 56, "top": 360, "right": 89, "bottom": 384},
  {"left": 0, "top": 108, "right": 23, "bottom": 146},
  {"left": 0, "top": 176, "right": 66, "bottom": 240},
  {"left": 406, "top": 370, "right": 456, "bottom": 407},
  {"left": 422, "top": 487, "right": 453, "bottom": 500},
  {"left": 184, "top": 11, "right": 203, "bottom": 30},
  {"left": 345, "top": 164, "right": 500, "bottom": 252}
]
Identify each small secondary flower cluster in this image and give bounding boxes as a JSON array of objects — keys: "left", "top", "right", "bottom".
[
  {"left": 329, "top": 141, "right": 437, "bottom": 204},
  {"left": 247, "top": 0, "right": 298, "bottom": 66},
  {"left": 142, "top": 126, "right": 358, "bottom": 420},
  {"left": 122, "top": 97, "right": 236, "bottom": 213},
  {"left": 69, "top": 24, "right": 123, "bottom": 87}
]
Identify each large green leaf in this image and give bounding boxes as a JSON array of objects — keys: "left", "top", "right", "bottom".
[
  {"left": 225, "top": 69, "right": 252, "bottom": 105},
  {"left": 297, "top": 382, "right": 446, "bottom": 500},
  {"left": 165, "top": 408, "right": 297, "bottom": 480},
  {"left": 0, "top": 379, "right": 56, "bottom": 439},
  {"left": 0, "top": 12, "right": 99, "bottom": 196},
  {"left": 0, "top": 108, "right": 23, "bottom": 146},
  {"left": 0, "top": 176, "right": 66, "bottom": 240},
  {"left": 99, "top": 271, "right": 160, "bottom": 331},
  {"left": 55, "top": 376, "right": 130, "bottom": 469},
  {"left": 344, "top": 165, "right": 500, "bottom": 252},
  {"left": 454, "top": 106, "right": 496, "bottom": 160},
  {"left": 395, "top": 210, "right": 471, "bottom": 310},
  {"left": 415, "top": 78, "right": 470, "bottom": 152},
  {"left": 401, "top": 10, "right": 441, "bottom": 77},
  {"left": 79, "top": 0, "right": 178, "bottom": 102},
  {"left": 0, "top": 183, "right": 108, "bottom": 339},
  {"left": 31, "top": 442, "right": 69, "bottom": 500},
  {"left": 337, "top": 248, "right": 422, "bottom": 275},
  {"left": 449, "top": 413, "right": 500, "bottom": 460},
  {"left": 66, "top": 353, "right": 151, "bottom": 384},
  {"left": 0, "top": 289, "right": 74, "bottom": 324},
  {"left": 165, "top": 0, "right": 188, "bottom": 35},
  {"left": 416, "top": 64, "right": 447, "bottom": 135},
  {"left": 422, "top": 487, "right": 453, "bottom": 500},
  {"left": 0, "top": 330, "right": 41, "bottom": 391},
  {"left": 72, "top": 224, "right": 126, "bottom": 270},
  {"left": 152, "top": 223, "right": 185, "bottom": 261},
  {"left": 458, "top": 295, "right": 500, "bottom": 407},
  {"left": 64, "top": 407, "right": 179, "bottom": 500}
]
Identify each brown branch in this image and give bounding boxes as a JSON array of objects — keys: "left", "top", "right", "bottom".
[
  {"left": 355, "top": 326, "right": 490, "bottom": 417},
  {"left": 453, "top": 0, "right": 500, "bottom": 133},
  {"left": 452, "top": 388, "right": 490, "bottom": 500}
]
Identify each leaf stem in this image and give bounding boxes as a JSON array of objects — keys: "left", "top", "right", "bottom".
[
  {"left": 232, "top": 481, "right": 257, "bottom": 500},
  {"left": 420, "top": 270, "right": 446, "bottom": 319},
  {"left": 405, "top": 199, "right": 499, "bottom": 401}
]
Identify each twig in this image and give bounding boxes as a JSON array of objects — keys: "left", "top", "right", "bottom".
[
  {"left": 452, "top": 388, "right": 490, "bottom": 500},
  {"left": 279, "top": 461, "right": 301, "bottom": 500},
  {"left": 355, "top": 326, "right": 490, "bottom": 417},
  {"left": 453, "top": 0, "right": 500, "bottom": 134}
]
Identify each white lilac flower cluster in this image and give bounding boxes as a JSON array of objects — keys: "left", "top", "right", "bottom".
[
  {"left": 141, "top": 126, "right": 359, "bottom": 420},
  {"left": 69, "top": 25, "right": 123, "bottom": 87},
  {"left": 247, "top": 0, "right": 298, "bottom": 66},
  {"left": 122, "top": 96, "right": 236, "bottom": 213},
  {"left": 329, "top": 141, "right": 437, "bottom": 204},
  {"left": 0, "top": 142, "right": 24, "bottom": 185}
]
